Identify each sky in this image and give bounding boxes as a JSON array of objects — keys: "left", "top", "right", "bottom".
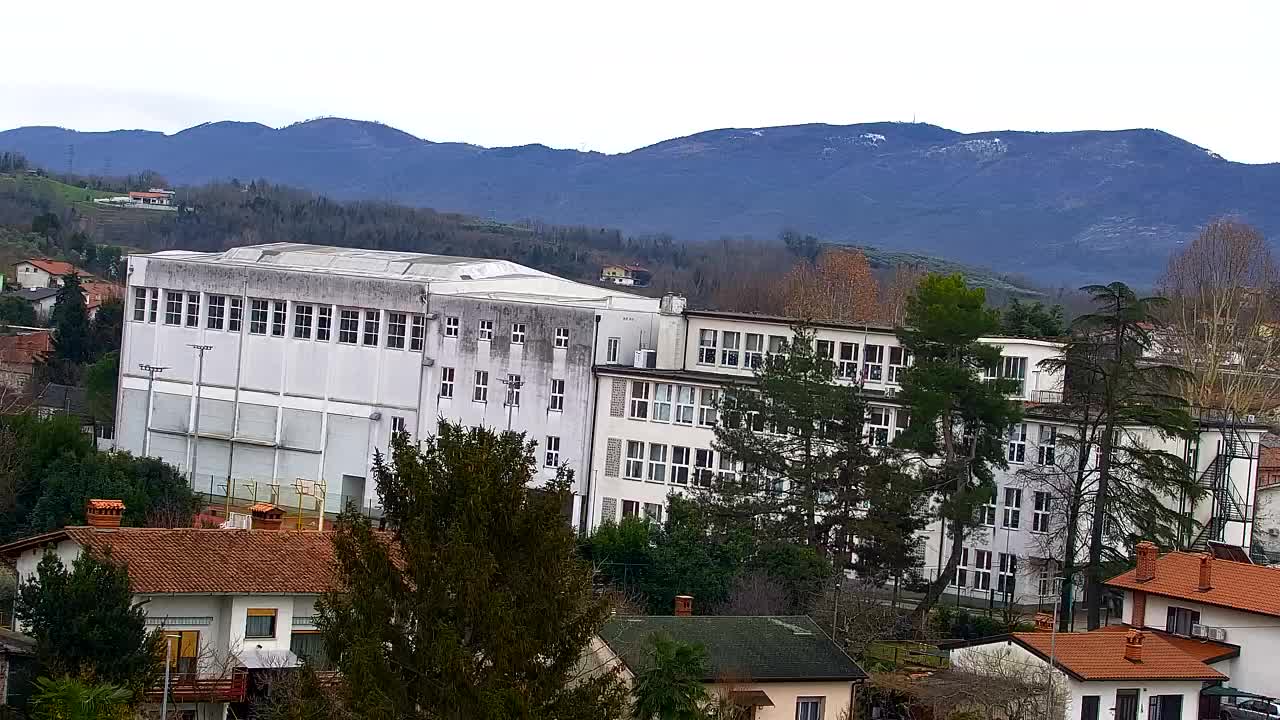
[{"left": 4, "top": 0, "right": 1279, "bottom": 163}]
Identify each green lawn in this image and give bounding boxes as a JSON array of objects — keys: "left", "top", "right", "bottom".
[{"left": 0, "top": 173, "right": 119, "bottom": 204}]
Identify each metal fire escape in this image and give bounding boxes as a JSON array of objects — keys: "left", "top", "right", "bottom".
[{"left": 1186, "top": 412, "right": 1256, "bottom": 551}]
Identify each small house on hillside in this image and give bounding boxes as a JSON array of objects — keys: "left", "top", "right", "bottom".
[
  {"left": 13, "top": 259, "right": 92, "bottom": 290},
  {"left": 589, "top": 600, "right": 866, "bottom": 720},
  {"left": 0, "top": 330, "right": 51, "bottom": 392},
  {"left": 600, "top": 264, "right": 651, "bottom": 287},
  {"left": 10, "top": 288, "right": 58, "bottom": 321},
  {"left": 128, "top": 189, "right": 176, "bottom": 206}
]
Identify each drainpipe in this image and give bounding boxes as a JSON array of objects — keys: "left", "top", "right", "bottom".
[
  {"left": 225, "top": 277, "right": 248, "bottom": 515},
  {"left": 580, "top": 314, "right": 602, "bottom": 533}
]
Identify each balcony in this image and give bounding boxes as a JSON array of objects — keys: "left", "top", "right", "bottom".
[
  {"left": 145, "top": 672, "right": 248, "bottom": 704},
  {"left": 1030, "top": 390, "right": 1064, "bottom": 404}
]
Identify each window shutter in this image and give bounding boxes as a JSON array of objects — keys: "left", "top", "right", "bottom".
[{"left": 1166, "top": 606, "right": 1177, "bottom": 633}]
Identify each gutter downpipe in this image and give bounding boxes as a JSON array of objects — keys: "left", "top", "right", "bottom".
[
  {"left": 225, "top": 277, "right": 249, "bottom": 516},
  {"left": 580, "top": 314, "right": 602, "bottom": 534}
]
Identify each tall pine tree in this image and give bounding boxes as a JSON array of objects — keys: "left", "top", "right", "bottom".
[{"left": 50, "top": 273, "right": 91, "bottom": 364}]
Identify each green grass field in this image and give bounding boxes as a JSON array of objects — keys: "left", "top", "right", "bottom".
[{"left": 0, "top": 173, "right": 118, "bottom": 204}]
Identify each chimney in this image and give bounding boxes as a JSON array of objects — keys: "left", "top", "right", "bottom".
[
  {"left": 249, "top": 503, "right": 285, "bottom": 531},
  {"left": 1135, "top": 541, "right": 1158, "bottom": 583},
  {"left": 1033, "top": 612, "right": 1054, "bottom": 631},
  {"left": 1131, "top": 591, "right": 1147, "bottom": 628},
  {"left": 85, "top": 499, "right": 125, "bottom": 528},
  {"left": 1124, "top": 630, "right": 1144, "bottom": 663},
  {"left": 1198, "top": 554, "right": 1213, "bottom": 591},
  {"left": 674, "top": 595, "right": 693, "bottom": 617}
]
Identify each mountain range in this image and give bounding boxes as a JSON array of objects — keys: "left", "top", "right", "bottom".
[{"left": 3, "top": 118, "right": 1277, "bottom": 283}]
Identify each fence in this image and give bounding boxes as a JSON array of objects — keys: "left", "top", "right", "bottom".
[{"left": 186, "top": 473, "right": 383, "bottom": 524}]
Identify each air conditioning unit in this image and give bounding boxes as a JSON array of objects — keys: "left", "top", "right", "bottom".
[
  {"left": 1191, "top": 624, "right": 1229, "bottom": 641},
  {"left": 634, "top": 349, "right": 657, "bottom": 369}
]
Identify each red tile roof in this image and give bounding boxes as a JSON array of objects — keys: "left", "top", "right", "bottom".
[
  {"left": 1010, "top": 629, "right": 1226, "bottom": 681},
  {"left": 1095, "top": 624, "right": 1239, "bottom": 664},
  {"left": 0, "top": 332, "right": 51, "bottom": 366},
  {"left": 1107, "top": 550, "right": 1280, "bottom": 618},
  {"left": 58, "top": 527, "right": 339, "bottom": 594},
  {"left": 20, "top": 259, "right": 90, "bottom": 278},
  {"left": 82, "top": 281, "right": 123, "bottom": 310}
]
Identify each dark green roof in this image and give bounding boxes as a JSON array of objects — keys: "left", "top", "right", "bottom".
[{"left": 600, "top": 615, "right": 867, "bottom": 682}]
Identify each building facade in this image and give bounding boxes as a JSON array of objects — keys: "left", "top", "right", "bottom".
[{"left": 114, "top": 243, "right": 663, "bottom": 525}]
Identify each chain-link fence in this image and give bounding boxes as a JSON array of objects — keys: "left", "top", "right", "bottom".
[{"left": 186, "top": 473, "right": 383, "bottom": 525}]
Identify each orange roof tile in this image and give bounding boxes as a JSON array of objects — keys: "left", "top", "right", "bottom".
[
  {"left": 1010, "top": 630, "right": 1226, "bottom": 681},
  {"left": 1107, "top": 550, "right": 1280, "bottom": 619},
  {"left": 86, "top": 499, "right": 125, "bottom": 510},
  {"left": 0, "top": 332, "right": 51, "bottom": 365},
  {"left": 1094, "top": 625, "right": 1239, "bottom": 664},
  {"left": 247, "top": 503, "right": 278, "bottom": 514},
  {"left": 20, "top": 259, "right": 91, "bottom": 277}
]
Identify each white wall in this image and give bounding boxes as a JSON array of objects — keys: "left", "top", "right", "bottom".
[{"left": 707, "top": 680, "right": 854, "bottom": 720}]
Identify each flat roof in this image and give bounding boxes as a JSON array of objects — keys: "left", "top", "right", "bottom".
[{"left": 135, "top": 243, "right": 660, "bottom": 312}]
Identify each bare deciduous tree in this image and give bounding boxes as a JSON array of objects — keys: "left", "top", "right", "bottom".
[
  {"left": 880, "top": 263, "right": 927, "bottom": 325},
  {"left": 772, "top": 248, "right": 879, "bottom": 322}
]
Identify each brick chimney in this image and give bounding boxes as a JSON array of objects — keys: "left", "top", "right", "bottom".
[
  {"left": 674, "top": 595, "right": 693, "bottom": 617},
  {"left": 1198, "top": 554, "right": 1213, "bottom": 591},
  {"left": 85, "top": 499, "right": 125, "bottom": 528},
  {"left": 1135, "top": 541, "right": 1158, "bottom": 583},
  {"left": 249, "top": 503, "right": 285, "bottom": 531},
  {"left": 1034, "top": 612, "right": 1054, "bottom": 631},
  {"left": 1131, "top": 591, "right": 1147, "bottom": 628},
  {"left": 1124, "top": 630, "right": 1144, "bottom": 663}
]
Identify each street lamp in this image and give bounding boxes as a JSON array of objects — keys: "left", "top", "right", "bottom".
[
  {"left": 138, "top": 364, "right": 168, "bottom": 457},
  {"left": 500, "top": 376, "right": 523, "bottom": 431},
  {"left": 188, "top": 345, "right": 213, "bottom": 484},
  {"left": 160, "top": 631, "right": 182, "bottom": 720}
]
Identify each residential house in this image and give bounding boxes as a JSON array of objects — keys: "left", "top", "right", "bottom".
[
  {"left": 1107, "top": 541, "right": 1280, "bottom": 700},
  {"left": 0, "top": 330, "right": 50, "bottom": 392},
  {"left": 82, "top": 280, "right": 124, "bottom": 319},
  {"left": 13, "top": 259, "right": 92, "bottom": 290},
  {"left": 946, "top": 625, "right": 1226, "bottom": 720},
  {"left": 0, "top": 501, "right": 337, "bottom": 720},
  {"left": 600, "top": 264, "right": 651, "bottom": 287},
  {"left": 10, "top": 288, "right": 58, "bottom": 321},
  {"left": 591, "top": 603, "right": 866, "bottom": 720},
  {"left": 128, "top": 189, "right": 176, "bottom": 206}
]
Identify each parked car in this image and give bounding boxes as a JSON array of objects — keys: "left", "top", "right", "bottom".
[{"left": 1223, "top": 699, "right": 1280, "bottom": 719}]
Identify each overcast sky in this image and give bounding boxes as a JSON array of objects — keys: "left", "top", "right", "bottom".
[{"left": 4, "top": 1, "right": 1277, "bottom": 163}]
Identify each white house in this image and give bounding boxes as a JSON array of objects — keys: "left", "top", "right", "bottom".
[
  {"left": 13, "top": 258, "right": 92, "bottom": 289},
  {"left": 114, "top": 243, "right": 665, "bottom": 528},
  {"left": 947, "top": 626, "right": 1226, "bottom": 720},
  {"left": 0, "top": 501, "right": 337, "bottom": 720},
  {"left": 1107, "top": 541, "right": 1280, "bottom": 700}
]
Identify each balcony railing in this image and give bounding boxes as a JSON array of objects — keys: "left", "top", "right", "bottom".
[
  {"left": 1030, "top": 390, "right": 1064, "bottom": 404},
  {"left": 145, "top": 671, "right": 248, "bottom": 704}
]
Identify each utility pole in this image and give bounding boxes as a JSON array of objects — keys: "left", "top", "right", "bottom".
[
  {"left": 139, "top": 364, "right": 168, "bottom": 456},
  {"left": 501, "top": 376, "right": 523, "bottom": 431},
  {"left": 1044, "top": 576, "right": 1065, "bottom": 717},
  {"left": 188, "top": 345, "right": 213, "bottom": 484}
]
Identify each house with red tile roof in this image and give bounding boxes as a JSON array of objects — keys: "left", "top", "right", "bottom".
[
  {"left": 0, "top": 330, "right": 50, "bottom": 391},
  {"left": 12, "top": 259, "right": 93, "bottom": 290},
  {"left": 0, "top": 503, "right": 338, "bottom": 720},
  {"left": 1106, "top": 541, "right": 1280, "bottom": 702}
]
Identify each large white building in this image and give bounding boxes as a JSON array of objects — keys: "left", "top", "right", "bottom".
[{"left": 114, "top": 243, "right": 665, "bottom": 526}]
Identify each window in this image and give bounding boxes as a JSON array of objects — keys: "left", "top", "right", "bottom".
[
  {"left": 440, "top": 367, "right": 455, "bottom": 398},
  {"left": 1080, "top": 695, "right": 1100, "bottom": 720},
  {"left": 505, "top": 374, "right": 521, "bottom": 406},
  {"left": 717, "top": 454, "right": 739, "bottom": 485},
  {"left": 867, "top": 406, "right": 890, "bottom": 447},
  {"left": 720, "top": 331, "right": 741, "bottom": 366},
  {"left": 391, "top": 416, "right": 407, "bottom": 435},
  {"left": 745, "top": 333, "right": 764, "bottom": 368},
  {"left": 838, "top": 342, "right": 858, "bottom": 379},
  {"left": 625, "top": 441, "right": 645, "bottom": 480},
  {"left": 166, "top": 630, "right": 200, "bottom": 675},
  {"left": 149, "top": 288, "right": 159, "bottom": 322},
  {"left": 478, "top": 320, "right": 493, "bottom": 341},
  {"left": 133, "top": 287, "right": 148, "bottom": 321},
  {"left": 650, "top": 383, "right": 673, "bottom": 422},
  {"left": 767, "top": 334, "right": 788, "bottom": 359},
  {"left": 671, "top": 446, "right": 691, "bottom": 485},
  {"left": 816, "top": 339, "right": 835, "bottom": 365},
  {"left": 290, "top": 631, "right": 330, "bottom": 670},
  {"left": 694, "top": 449, "right": 715, "bottom": 487},
  {"left": 338, "top": 309, "right": 359, "bottom": 344},
  {"left": 555, "top": 327, "right": 570, "bottom": 348},
  {"left": 387, "top": 312, "right": 406, "bottom": 349},
  {"left": 229, "top": 297, "right": 242, "bottom": 332},
  {"left": 545, "top": 436, "right": 560, "bottom": 467},
  {"left": 165, "top": 291, "right": 183, "bottom": 325},
  {"left": 185, "top": 292, "right": 200, "bottom": 327},
  {"left": 622, "top": 500, "right": 640, "bottom": 518},
  {"left": 888, "top": 346, "right": 910, "bottom": 383},
  {"left": 410, "top": 315, "right": 425, "bottom": 350},
  {"left": 893, "top": 410, "right": 910, "bottom": 441},
  {"left": 245, "top": 608, "right": 277, "bottom": 638},
  {"left": 606, "top": 337, "right": 620, "bottom": 363},
  {"left": 979, "top": 491, "right": 996, "bottom": 526},
  {"left": 863, "top": 344, "right": 884, "bottom": 381},
  {"left": 1165, "top": 606, "right": 1200, "bottom": 636},
  {"left": 697, "top": 329, "right": 717, "bottom": 365},
  {"left": 1002, "top": 488, "right": 1022, "bottom": 529},
  {"left": 271, "top": 301, "right": 287, "bottom": 337},
  {"left": 1007, "top": 423, "right": 1027, "bottom": 463},
  {"left": 362, "top": 309, "right": 380, "bottom": 346},
  {"left": 316, "top": 306, "right": 331, "bottom": 341},
  {"left": 550, "top": 379, "right": 565, "bottom": 411},
  {"left": 647, "top": 443, "right": 668, "bottom": 483},
  {"left": 998, "top": 553, "right": 1018, "bottom": 594},
  {"left": 1037, "top": 425, "right": 1057, "bottom": 466},
  {"left": 207, "top": 295, "right": 226, "bottom": 330},
  {"left": 294, "top": 304, "right": 314, "bottom": 339},
  {"left": 629, "top": 381, "right": 650, "bottom": 419},
  {"left": 473, "top": 371, "right": 489, "bottom": 403},
  {"left": 796, "top": 696, "right": 824, "bottom": 720},
  {"left": 1002, "top": 356, "right": 1028, "bottom": 396},
  {"left": 951, "top": 548, "right": 970, "bottom": 587},
  {"left": 644, "top": 503, "right": 663, "bottom": 523},
  {"left": 675, "top": 386, "right": 695, "bottom": 425},
  {"left": 444, "top": 316, "right": 459, "bottom": 338},
  {"left": 697, "top": 388, "right": 718, "bottom": 427},
  {"left": 1024, "top": 491, "right": 1053, "bottom": 534},
  {"left": 973, "top": 550, "right": 992, "bottom": 590},
  {"left": 511, "top": 323, "right": 526, "bottom": 344}
]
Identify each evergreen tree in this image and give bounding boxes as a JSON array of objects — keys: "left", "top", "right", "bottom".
[
  {"left": 318, "top": 425, "right": 627, "bottom": 719},
  {"left": 630, "top": 634, "right": 708, "bottom": 720},
  {"left": 50, "top": 273, "right": 91, "bottom": 364},
  {"left": 0, "top": 295, "right": 37, "bottom": 328},
  {"left": 850, "top": 460, "right": 930, "bottom": 586},
  {"left": 999, "top": 298, "right": 1066, "bottom": 337},
  {"left": 87, "top": 297, "right": 124, "bottom": 359},
  {"left": 894, "top": 274, "right": 1022, "bottom": 623},
  {"left": 15, "top": 550, "right": 163, "bottom": 698}
]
